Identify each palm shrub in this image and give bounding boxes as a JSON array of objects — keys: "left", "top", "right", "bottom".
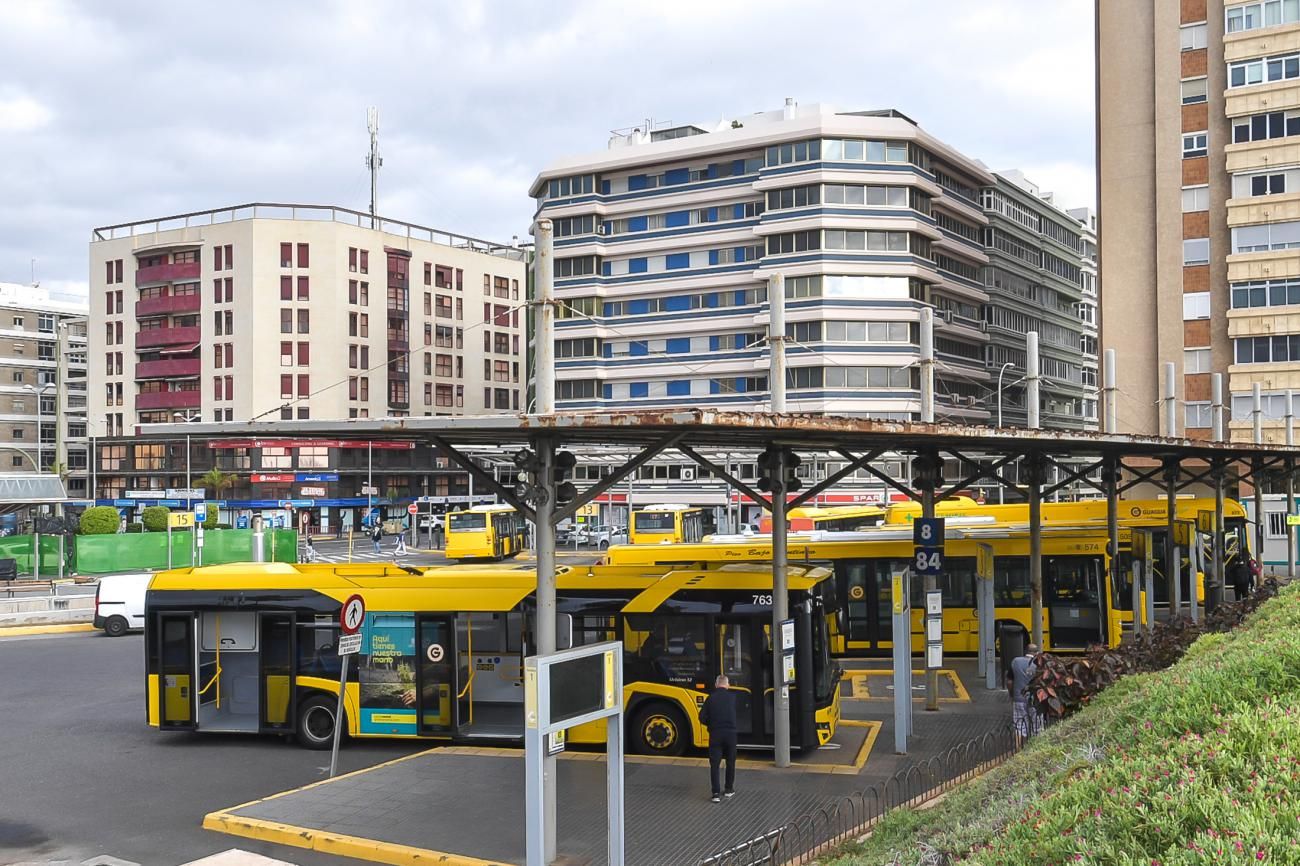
[{"left": 141, "top": 505, "right": 170, "bottom": 532}]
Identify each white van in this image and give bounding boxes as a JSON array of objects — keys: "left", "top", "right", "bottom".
[{"left": 93, "top": 573, "right": 154, "bottom": 637}]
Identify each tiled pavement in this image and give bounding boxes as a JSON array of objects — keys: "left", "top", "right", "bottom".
[{"left": 205, "top": 660, "right": 1014, "bottom": 866}]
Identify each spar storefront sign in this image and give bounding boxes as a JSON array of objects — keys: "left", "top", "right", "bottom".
[{"left": 212, "top": 439, "right": 416, "bottom": 450}]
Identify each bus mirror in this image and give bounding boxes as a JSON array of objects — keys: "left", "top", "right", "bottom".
[{"left": 557, "top": 613, "right": 573, "bottom": 651}]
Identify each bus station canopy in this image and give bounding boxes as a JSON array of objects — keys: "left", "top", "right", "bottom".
[
  {"left": 145, "top": 409, "right": 1299, "bottom": 463},
  {"left": 0, "top": 474, "right": 72, "bottom": 515}
]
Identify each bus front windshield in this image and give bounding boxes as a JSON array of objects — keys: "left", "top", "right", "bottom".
[
  {"left": 635, "top": 512, "right": 676, "bottom": 532},
  {"left": 449, "top": 513, "right": 487, "bottom": 532}
]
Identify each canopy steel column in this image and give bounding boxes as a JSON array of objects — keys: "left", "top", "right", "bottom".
[
  {"left": 1104, "top": 457, "right": 1122, "bottom": 640},
  {"left": 1025, "top": 453, "right": 1047, "bottom": 648},
  {"left": 1213, "top": 460, "right": 1226, "bottom": 614},
  {"left": 771, "top": 448, "right": 791, "bottom": 768},
  {"left": 1165, "top": 459, "right": 1180, "bottom": 619},
  {"left": 532, "top": 435, "right": 558, "bottom": 864},
  {"left": 1253, "top": 457, "right": 1265, "bottom": 592},
  {"left": 1288, "top": 392, "right": 1296, "bottom": 581},
  {"left": 914, "top": 450, "right": 941, "bottom": 711}
]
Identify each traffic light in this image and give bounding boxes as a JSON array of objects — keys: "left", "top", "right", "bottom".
[
  {"left": 513, "top": 447, "right": 543, "bottom": 503},
  {"left": 554, "top": 450, "right": 577, "bottom": 505},
  {"left": 756, "top": 446, "right": 802, "bottom": 493}
]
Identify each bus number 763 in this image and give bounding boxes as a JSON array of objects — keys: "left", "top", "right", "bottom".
[{"left": 752, "top": 594, "right": 774, "bottom": 606}]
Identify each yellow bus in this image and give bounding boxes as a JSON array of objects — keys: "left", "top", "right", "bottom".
[
  {"left": 143, "top": 561, "right": 841, "bottom": 756},
  {"left": 757, "top": 504, "right": 886, "bottom": 533},
  {"left": 605, "top": 525, "right": 1119, "bottom": 654},
  {"left": 445, "top": 504, "right": 527, "bottom": 561},
  {"left": 630, "top": 505, "right": 706, "bottom": 544}
]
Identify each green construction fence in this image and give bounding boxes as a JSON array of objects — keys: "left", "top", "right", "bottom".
[{"left": 0, "top": 529, "right": 300, "bottom": 576}]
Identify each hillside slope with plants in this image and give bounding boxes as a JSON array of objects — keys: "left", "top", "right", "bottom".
[{"left": 824, "top": 584, "right": 1300, "bottom": 865}]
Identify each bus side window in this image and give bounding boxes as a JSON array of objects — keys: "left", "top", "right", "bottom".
[{"left": 297, "top": 622, "right": 341, "bottom": 678}]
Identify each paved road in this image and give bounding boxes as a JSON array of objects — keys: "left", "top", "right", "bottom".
[{"left": 0, "top": 630, "right": 421, "bottom": 865}]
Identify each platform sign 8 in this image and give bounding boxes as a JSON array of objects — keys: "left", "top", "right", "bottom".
[{"left": 913, "top": 517, "right": 945, "bottom": 547}]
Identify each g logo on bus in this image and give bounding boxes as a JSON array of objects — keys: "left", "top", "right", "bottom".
[
  {"left": 427, "top": 643, "right": 445, "bottom": 663},
  {"left": 1130, "top": 506, "right": 1142, "bottom": 518},
  {"left": 849, "top": 585, "right": 865, "bottom": 601}
]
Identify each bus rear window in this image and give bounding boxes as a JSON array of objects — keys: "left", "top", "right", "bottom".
[
  {"left": 449, "top": 513, "right": 487, "bottom": 532},
  {"left": 635, "top": 512, "right": 675, "bottom": 532}
]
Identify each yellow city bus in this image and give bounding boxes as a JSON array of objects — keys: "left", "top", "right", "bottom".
[
  {"left": 630, "top": 505, "right": 706, "bottom": 544},
  {"left": 143, "top": 561, "right": 841, "bottom": 756},
  {"left": 605, "top": 525, "right": 1120, "bottom": 654},
  {"left": 758, "top": 504, "right": 886, "bottom": 533},
  {"left": 445, "top": 504, "right": 527, "bottom": 561}
]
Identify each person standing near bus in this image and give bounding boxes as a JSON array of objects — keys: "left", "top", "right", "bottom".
[
  {"left": 371, "top": 522, "right": 383, "bottom": 554},
  {"left": 700, "top": 675, "right": 738, "bottom": 803},
  {"left": 1008, "top": 643, "right": 1042, "bottom": 740}
]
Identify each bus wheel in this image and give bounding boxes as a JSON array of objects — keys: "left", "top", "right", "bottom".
[
  {"left": 103, "top": 615, "right": 129, "bottom": 637},
  {"left": 297, "top": 695, "right": 343, "bottom": 750},
  {"left": 632, "top": 703, "right": 688, "bottom": 756}
]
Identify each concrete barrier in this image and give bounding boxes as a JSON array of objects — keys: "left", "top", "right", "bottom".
[{"left": 0, "top": 593, "right": 95, "bottom": 628}]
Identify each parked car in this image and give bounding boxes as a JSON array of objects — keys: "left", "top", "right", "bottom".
[
  {"left": 94, "top": 573, "right": 154, "bottom": 637},
  {"left": 555, "top": 523, "right": 576, "bottom": 545},
  {"left": 417, "top": 514, "right": 445, "bottom": 531},
  {"left": 577, "top": 524, "right": 629, "bottom": 549}
]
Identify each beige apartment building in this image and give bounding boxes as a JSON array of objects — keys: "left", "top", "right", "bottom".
[
  {"left": 0, "top": 282, "right": 88, "bottom": 494},
  {"left": 88, "top": 204, "right": 528, "bottom": 437},
  {"left": 1099, "top": 0, "right": 1300, "bottom": 442}
]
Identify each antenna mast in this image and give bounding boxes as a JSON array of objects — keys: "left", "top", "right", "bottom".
[{"left": 366, "top": 107, "right": 382, "bottom": 227}]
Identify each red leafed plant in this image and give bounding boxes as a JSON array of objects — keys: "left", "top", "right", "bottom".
[{"left": 1030, "top": 648, "right": 1129, "bottom": 719}]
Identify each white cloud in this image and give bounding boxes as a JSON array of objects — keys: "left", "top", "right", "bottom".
[
  {"left": 0, "top": 91, "right": 54, "bottom": 132},
  {"left": 0, "top": 0, "right": 1096, "bottom": 290}
]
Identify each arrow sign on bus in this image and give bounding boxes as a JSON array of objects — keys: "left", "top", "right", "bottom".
[{"left": 341, "top": 594, "right": 366, "bottom": 635}]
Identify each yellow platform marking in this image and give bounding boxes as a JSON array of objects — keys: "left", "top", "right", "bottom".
[
  {"left": 206, "top": 722, "right": 881, "bottom": 864},
  {"left": 0, "top": 623, "right": 96, "bottom": 637},
  {"left": 843, "top": 669, "right": 971, "bottom": 703}
]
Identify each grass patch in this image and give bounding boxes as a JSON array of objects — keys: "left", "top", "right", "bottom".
[{"left": 823, "top": 583, "right": 1300, "bottom": 865}]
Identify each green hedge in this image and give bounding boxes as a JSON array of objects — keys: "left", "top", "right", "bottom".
[
  {"left": 79, "top": 506, "right": 120, "bottom": 535},
  {"left": 73, "top": 529, "right": 298, "bottom": 573},
  {"left": 141, "top": 505, "right": 170, "bottom": 532},
  {"left": 826, "top": 584, "right": 1300, "bottom": 865}
]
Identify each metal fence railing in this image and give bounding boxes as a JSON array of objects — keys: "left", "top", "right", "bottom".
[{"left": 698, "top": 725, "right": 1024, "bottom": 866}]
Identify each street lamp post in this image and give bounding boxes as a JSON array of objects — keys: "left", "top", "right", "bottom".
[
  {"left": 24, "top": 383, "right": 54, "bottom": 473},
  {"left": 995, "top": 362, "right": 1015, "bottom": 505}
]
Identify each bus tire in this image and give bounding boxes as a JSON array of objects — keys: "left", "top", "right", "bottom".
[
  {"left": 103, "top": 615, "right": 129, "bottom": 638},
  {"left": 297, "top": 694, "right": 343, "bottom": 750},
  {"left": 631, "top": 702, "right": 688, "bottom": 757}
]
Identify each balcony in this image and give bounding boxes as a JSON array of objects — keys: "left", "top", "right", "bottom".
[
  {"left": 136, "top": 358, "right": 201, "bottom": 379},
  {"left": 135, "top": 262, "right": 200, "bottom": 286},
  {"left": 136, "top": 390, "right": 201, "bottom": 410},
  {"left": 136, "top": 293, "right": 201, "bottom": 317},
  {"left": 136, "top": 326, "right": 201, "bottom": 349}
]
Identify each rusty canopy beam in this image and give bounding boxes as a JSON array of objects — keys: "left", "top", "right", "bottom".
[
  {"left": 429, "top": 435, "right": 536, "bottom": 523},
  {"left": 1040, "top": 458, "right": 1107, "bottom": 500},
  {"left": 937, "top": 451, "right": 1021, "bottom": 502},
  {"left": 677, "top": 445, "right": 771, "bottom": 509},
  {"left": 552, "top": 431, "right": 686, "bottom": 525},
  {"left": 789, "top": 450, "right": 884, "bottom": 510},
  {"left": 1117, "top": 462, "right": 1167, "bottom": 496},
  {"left": 840, "top": 448, "right": 919, "bottom": 502}
]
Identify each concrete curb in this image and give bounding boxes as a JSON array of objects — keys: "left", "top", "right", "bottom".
[{"left": 0, "top": 622, "right": 96, "bottom": 637}]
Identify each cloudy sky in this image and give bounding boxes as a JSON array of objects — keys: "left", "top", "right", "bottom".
[{"left": 0, "top": 0, "right": 1093, "bottom": 299}]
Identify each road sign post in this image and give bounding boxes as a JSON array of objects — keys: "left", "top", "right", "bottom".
[
  {"left": 913, "top": 517, "right": 945, "bottom": 710},
  {"left": 330, "top": 594, "right": 365, "bottom": 778},
  {"left": 408, "top": 502, "right": 418, "bottom": 548}
]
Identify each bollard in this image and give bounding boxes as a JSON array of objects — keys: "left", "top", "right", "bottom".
[{"left": 252, "top": 516, "right": 265, "bottom": 563}]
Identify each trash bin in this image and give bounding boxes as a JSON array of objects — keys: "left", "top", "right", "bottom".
[
  {"left": 0, "top": 558, "right": 16, "bottom": 582},
  {"left": 999, "top": 623, "right": 1025, "bottom": 692}
]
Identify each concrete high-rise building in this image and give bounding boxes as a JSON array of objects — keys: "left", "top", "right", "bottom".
[
  {"left": 89, "top": 203, "right": 527, "bottom": 436},
  {"left": 531, "top": 102, "right": 1097, "bottom": 428},
  {"left": 1098, "top": 0, "right": 1300, "bottom": 441},
  {"left": 0, "top": 282, "right": 88, "bottom": 496},
  {"left": 86, "top": 204, "right": 526, "bottom": 517}
]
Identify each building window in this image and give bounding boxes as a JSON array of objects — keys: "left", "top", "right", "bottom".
[
  {"left": 1232, "top": 110, "right": 1300, "bottom": 143},
  {"left": 1232, "top": 277, "right": 1300, "bottom": 308},
  {"left": 1227, "top": 1, "right": 1300, "bottom": 32},
  {"left": 281, "top": 341, "right": 293, "bottom": 367},
  {"left": 1236, "top": 334, "right": 1300, "bottom": 363},
  {"left": 1183, "top": 292, "right": 1211, "bottom": 320},
  {"left": 280, "top": 243, "right": 292, "bottom": 268},
  {"left": 298, "top": 342, "right": 310, "bottom": 365},
  {"left": 1181, "top": 186, "right": 1210, "bottom": 212},
  {"left": 280, "top": 309, "right": 292, "bottom": 334},
  {"left": 297, "top": 276, "right": 309, "bottom": 300},
  {"left": 296, "top": 243, "right": 309, "bottom": 268},
  {"left": 1229, "top": 52, "right": 1300, "bottom": 88},
  {"left": 1180, "top": 78, "right": 1208, "bottom": 105},
  {"left": 1233, "top": 171, "right": 1292, "bottom": 198},
  {"left": 1185, "top": 347, "right": 1212, "bottom": 373},
  {"left": 297, "top": 374, "right": 310, "bottom": 397},
  {"left": 1185, "top": 402, "right": 1212, "bottom": 429},
  {"left": 1183, "top": 238, "right": 1210, "bottom": 264},
  {"left": 1181, "top": 22, "right": 1208, "bottom": 48},
  {"left": 1232, "top": 221, "right": 1300, "bottom": 253},
  {"left": 1182, "top": 132, "right": 1208, "bottom": 159},
  {"left": 280, "top": 375, "right": 293, "bottom": 399},
  {"left": 297, "top": 309, "right": 310, "bottom": 333}
]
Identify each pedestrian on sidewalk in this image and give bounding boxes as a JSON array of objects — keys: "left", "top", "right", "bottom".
[
  {"left": 700, "top": 674, "right": 738, "bottom": 803},
  {"left": 371, "top": 522, "right": 383, "bottom": 554},
  {"left": 1008, "top": 642, "right": 1043, "bottom": 740},
  {"left": 302, "top": 536, "right": 316, "bottom": 563}
]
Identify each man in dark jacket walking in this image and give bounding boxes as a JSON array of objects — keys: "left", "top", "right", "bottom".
[{"left": 700, "top": 674, "right": 738, "bottom": 802}]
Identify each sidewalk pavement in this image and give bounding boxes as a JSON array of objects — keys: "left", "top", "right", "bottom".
[{"left": 204, "top": 660, "right": 1012, "bottom": 866}]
